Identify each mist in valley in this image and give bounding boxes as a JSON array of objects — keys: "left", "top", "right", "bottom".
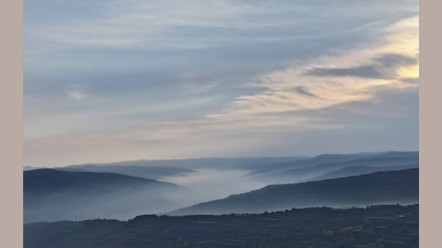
[
  {"left": 24, "top": 152, "right": 419, "bottom": 224},
  {"left": 158, "top": 168, "right": 268, "bottom": 212}
]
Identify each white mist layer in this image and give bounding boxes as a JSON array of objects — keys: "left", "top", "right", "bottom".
[{"left": 158, "top": 169, "right": 267, "bottom": 211}]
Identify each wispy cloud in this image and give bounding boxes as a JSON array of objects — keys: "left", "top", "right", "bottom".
[
  {"left": 67, "top": 85, "right": 89, "bottom": 100},
  {"left": 27, "top": 0, "right": 418, "bottom": 51},
  {"left": 305, "top": 53, "right": 417, "bottom": 79},
  {"left": 24, "top": 1, "right": 419, "bottom": 166},
  {"left": 206, "top": 15, "right": 418, "bottom": 122},
  {"left": 30, "top": 0, "right": 279, "bottom": 50},
  {"left": 68, "top": 91, "right": 89, "bottom": 100}
]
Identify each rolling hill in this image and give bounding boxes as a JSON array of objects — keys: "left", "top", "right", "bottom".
[
  {"left": 24, "top": 157, "right": 307, "bottom": 177},
  {"left": 246, "top": 152, "right": 387, "bottom": 176},
  {"left": 59, "top": 164, "right": 195, "bottom": 180},
  {"left": 307, "top": 163, "right": 419, "bottom": 182},
  {"left": 250, "top": 155, "right": 419, "bottom": 183},
  {"left": 71, "top": 157, "right": 306, "bottom": 170},
  {"left": 24, "top": 168, "right": 179, "bottom": 194},
  {"left": 169, "top": 168, "right": 419, "bottom": 216},
  {"left": 373, "top": 151, "right": 419, "bottom": 159},
  {"left": 24, "top": 169, "right": 184, "bottom": 223}
]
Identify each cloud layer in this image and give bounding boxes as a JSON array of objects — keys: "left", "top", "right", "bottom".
[{"left": 24, "top": 0, "right": 419, "bottom": 167}]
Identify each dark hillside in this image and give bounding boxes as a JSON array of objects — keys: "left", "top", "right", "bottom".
[
  {"left": 24, "top": 169, "right": 183, "bottom": 223},
  {"left": 24, "top": 204, "right": 419, "bottom": 248}
]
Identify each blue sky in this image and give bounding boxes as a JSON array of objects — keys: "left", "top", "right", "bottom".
[{"left": 24, "top": 0, "right": 419, "bottom": 167}]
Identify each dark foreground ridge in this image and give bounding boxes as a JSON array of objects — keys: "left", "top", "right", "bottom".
[{"left": 24, "top": 204, "right": 419, "bottom": 248}]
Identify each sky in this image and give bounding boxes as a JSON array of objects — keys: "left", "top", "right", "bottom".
[{"left": 24, "top": 0, "right": 419, "bottom": 167}]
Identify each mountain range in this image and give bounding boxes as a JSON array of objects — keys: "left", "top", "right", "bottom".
[
  {"left": 248, "top": 151, "right": 418, "bottom": 183},
  {"left": 23, "top": 151, "right": 419, "bottom": 224},
  {"left": 307, "top": 163, "right": 418, "bottom": 182}
]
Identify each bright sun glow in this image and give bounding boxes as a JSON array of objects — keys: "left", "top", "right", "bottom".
[{"left": 397, "top": 64, "right": 419, "bottom": 79}]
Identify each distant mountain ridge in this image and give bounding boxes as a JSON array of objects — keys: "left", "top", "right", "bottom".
[
  {"left": 249, "top": 152, "right": 419, "bottom": 183},
  {"left": 373, "top": 151, "right": 419, "bottom": 158},
  {"left": 59, "top": 164, "right": 195, "bottom": 180},
  {"left": 307, "top": 163, "right": 419, "bottom": 182},
  {"left": 22, "top": 157, "right": 307, "bottom": 177},
  {"left": 23, "top": 151, "right": 417, "bottom": 174},
  {"left": 247, "top": 152, "right": 387, "bottom": 174},
  {"left": 24, "top": 168, "right": 178, "bottom": 195},
  {"left": 67, "top": 157, "right": 307, "bottom": 171}
]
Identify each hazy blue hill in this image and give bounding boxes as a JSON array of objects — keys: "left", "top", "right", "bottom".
[
  {"left": 219, "top": 157, "right": 309, "bottom": 171},
  {"left": 286, "top": 152, "right": 385, "bottom": 167},
  {"left": 24, "top": 152, "right": 417, "bottom": 177},
  {"left": 244, "top": 151, "right": 412, "bottom": 177},
  {"left": 252, "top": 155, "right": 419, "bottom": 183},
  {"left": 169, "top": 169, "right": 419, "bottom": 216},
  {"left": 308, "top": 163, "right": 419, "bottom": 182},
  {"left": 79, "top": 157, "right": 305, "bottom": 170},
  {"left": 30, "top": 157, "right": 306, "bottom": 177},
  {"left": 60, "top": 164, "right": 195, "bottom": 179},
  {"left": 52, "top": 167, "right": 87, "bottom": 172},
  {"left": 373, "top": 151, "right": 419, "bottom": 159},
  {"left": 24, "top": 169, "right": 177, "bottom": 194},
  {"left": 24, "top": 169, "right": 183, "bottom": 224}
]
